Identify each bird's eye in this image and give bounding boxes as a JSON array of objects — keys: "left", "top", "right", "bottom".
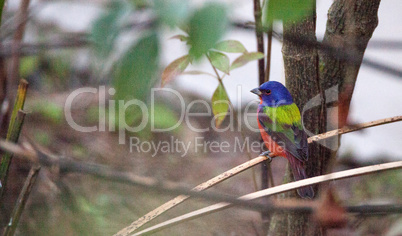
[{"left": 265, "top": 89, "right": 271, "bottom": 95}]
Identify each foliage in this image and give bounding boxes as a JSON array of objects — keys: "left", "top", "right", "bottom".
[
  {"left": 230, "top": 52, "right": 265, "bottom": 70},
  {"left": 208, "top": 50, "right": 230, "bottom": 75},
  {"left": 90, "top": 1, "right": 236, "bottom": 130},
  {"left": 214, "top": 40, "right": 247, "bottom": 53},
  {"left": 162, "top": 37, "right": 263, "bottom": 127},
  {"left": 91, "top": 1, "right": 131, "bottom": 58},
  {"left": 113, "top": 33, "right": 159, "bottom": 102},
  {"left": 187, "top": 4, "right": 228, "bottom": 59},
  {"left": 161, "top": 55, "right": 190, "bottom": 87},
  {"left": 262, "top": 0, "right": 315, "bottom": 26},
  {"left": 154, "top": 0, "right": 189, "bottom": 28},
  {"left": 211, "top": 83, "right": 230, "bottom": 127}
]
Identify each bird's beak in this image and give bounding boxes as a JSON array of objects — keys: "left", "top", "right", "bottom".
[{"left": 250, "top": 88, "right": 262, "bottom": 96}]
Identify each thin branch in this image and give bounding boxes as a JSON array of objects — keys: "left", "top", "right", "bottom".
[
  {"left": 233, "top": 21, "right": 402, "bottom": 79},
  {"left": 114, "top": 115, "right": 402, "bottom": 235},
  {"left": 3, "top": 165, "right": 40, "bottom": 236},
  {"left": 0, "top": 0, "right": 8, "bottom": 127},
  {"left": 0, "top": 110, "right": 26, "bottom": 199},
  {"left": 0, "top": 140, "right": 272, "bottom": 211},
  {"left": 0, "top": 37, "right": 89, "bottom": 58},
  {"left": 207, "top": 54, "right": 259, "bottom": 191},
  {"left": 9, "top": 0, "right": 30, "bottom": 92},
  {"left": 6, "top": 80, "right": 28, "bottom": 138},
  {"left": 279, "top": 31, "right": 402, "bottom": 79},
  {"left": 0, "top": 20, "right": 400, "bottom": 80},
  {"left": 114, "top": 155, "right": 270, "bottom": 236},
  {"left": 253, "top": 0, "right": 265, "bottom": 83},
  {"left": 0, "top": 0, "right": 6, "bottom": 26},
  {"left": 0, "top": 79, "right": 28, "bottom": 198},
  {"left": 0, "top": 117, "right": 399, "bottom": 235},
  {"left": 133, "top": 161, "right": 402, "bottom": 235},
  {"left": 264, "top": 29, "right": 273, "bottom": 82},
  {"left": 260, "top": 0, "right": 274, "bottom": 228},
  {"left": 308, "top": 115, "right": 402, "bottom": 143}
]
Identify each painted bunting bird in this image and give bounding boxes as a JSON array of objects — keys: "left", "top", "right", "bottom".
[{"left": 251, "top": 81, "right": 314, "bottom": 199}]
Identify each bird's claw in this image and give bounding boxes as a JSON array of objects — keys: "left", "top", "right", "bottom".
[{"left": 260, "top": 151, "right": 272, "bottom": 163}]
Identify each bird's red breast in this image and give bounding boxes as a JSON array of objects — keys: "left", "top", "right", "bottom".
[{"left": 258, "top": 121, "right": 287, "bottom": 158}]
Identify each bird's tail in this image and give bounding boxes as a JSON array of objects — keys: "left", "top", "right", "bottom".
[{"left": 287, "top": 154, "right": 314, "bottom": 199}]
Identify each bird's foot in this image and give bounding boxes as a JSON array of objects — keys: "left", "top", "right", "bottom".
[{"left": 260, "top": 151, "right": 272, "bottom": 163}]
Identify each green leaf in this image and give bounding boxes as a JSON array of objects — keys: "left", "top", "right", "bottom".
[
  {"left": 208, "top": 50, "right": 230, "bottom": 75},
  {"left": 230, "top": 52, "right": 264, "bottom": 70},
  {"left": 91, "top": 1, "right": 131, "bottom": 58},
  {"left": 211, "top": 83, "right": 229, "bottom": 128},
  {"left": 170, "top": 34, "right": 189, "bottom": 42},
  {"left": 154, "top": 0, "right": 189, "bottom": 28},
  {"left": 262, "top": 0, "right": 314, "bottom": 26},
  {"left": 214, "top": 40, "right": 247, "bottom": 53},
  {"left": 188, "top": 3, "right": 228, "bottom": 59},
  {"left": 113, "top": 33, "right": 159, "bottom": 102},
  {"left": 161, "top": 55, "right": 190, "bottom": 87}
]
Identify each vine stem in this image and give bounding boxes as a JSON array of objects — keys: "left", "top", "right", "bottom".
[{"left": 206, "top": 54, "right": 259, "bottom": 191}]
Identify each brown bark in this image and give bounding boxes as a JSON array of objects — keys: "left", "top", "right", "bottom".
[
  {"left": 319, "top": 0, "right": 381, "bottom": 129},
  {"left": 268, "top": 14, "right": 328, "bottom": 236},
  {"left": 268, "top": 0, "right": 381, "bottom": 235}
]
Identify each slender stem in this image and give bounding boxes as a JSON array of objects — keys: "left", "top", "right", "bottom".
[
  {"left": 206, "top": 54, "right": 222, "bottom": 82},
  {"left": 9, "top": 0, "right": 30, "bottom": 95},
  {"left": 111, "top": 114, "right": 402, "bottom": 235},
  {"left": 0, "top": 0, "right": 8, "bottom": 127},
  {"left": 7, "top": 80, "right": 28, "bottom": 140},
  {"left": 256, "top": 1, "right": 273, "bottom": 228},
  {"left": 3, "top": 165, "right": 41, "bottom": 236},
  {"left": 253, "top": 0, "right": 265, "bottom": 83},
  {"left": 261, "top": 3, "right": 275, "bottom": 193},
  {"left": 0, "top": 0, "right": 6, "bottom": 27},
  {"left": 264, "top": 24, "right": 274, "bottom": 189},
  {"left": 207, "top": 54, "right": 259, "bottom": 191},
  {"left": 264, "top": 29, "right": 273, "bottom": 82},
  {"left": 132, "top": 161, "right": 402, "bottom": 235},
  {"left": 0, "top": 89, "right": 28, "bottom": 199},
  {"left": 1, "top": 115, "right": 400, "bottom": 236}
]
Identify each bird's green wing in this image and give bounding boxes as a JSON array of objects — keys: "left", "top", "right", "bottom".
[{"left": 258, "top": 103, "right": 308, "bottom": 161}]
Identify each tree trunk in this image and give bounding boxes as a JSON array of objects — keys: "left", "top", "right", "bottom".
[
  {"left": 319, "top": 0, "right": 381, "bottom": 129},
  {"left": 268, "top": 0, "right": 381, "bottom": 235},
  {"left": 269, "top": 15, "right": 328, "bottom": 236}
]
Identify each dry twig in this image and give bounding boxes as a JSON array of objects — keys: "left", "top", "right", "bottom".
[
  {"left": 115, "top": 115, "right": 402, "bottom": 235},
  {"left": 3, "top": 165, "right": 40, "bottom": 236},
  {"left": 132, "top": 161, "right": 402, "bottom": 235}
]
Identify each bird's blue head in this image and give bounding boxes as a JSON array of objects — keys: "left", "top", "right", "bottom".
[{"left": 250, "top": 81, "right": 293, "bottom": 107}]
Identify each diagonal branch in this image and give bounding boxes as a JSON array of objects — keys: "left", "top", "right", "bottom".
[
  {"left": 308, "top": 116, "right": 402, "bottom": 143},
  {"left": 3, "top": 165, "right": 40, "bottom": 236},
  {"left": 0, "top": 116, "right": 399, "bottom": 236},
  {"left": 114, "top": 115, "right": 402, "bottom": 235},
  {"left": 132, "top": 161, "right": 402, "bottom": 235}
]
